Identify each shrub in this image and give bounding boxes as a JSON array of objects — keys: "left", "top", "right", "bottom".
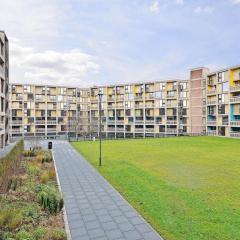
[
  {"left": 42, "top": 151, "right": 53, "bottom": 163},
  {"left": 0, "top": 208, "right": 22, "bottom": 230},
  {"left": 44, "top": 228, "right": 67, "bottom": 240},
  {"left": 26, "top": 164, "right": 41, "bottom": 175},
  {"left": 34, "top": 227, "right": 46, "bottom": 240},
  {"left": 37, "top": 184, "right": 64, "bottom": 214},
  {"left": 40, "top": 168, "right": 55, "bottom": 184},
  {"left": 16, "top": 230, "right": 34, "bottom": 240},
  {"left": 0, "top": 140, "right": 24, "bottom": 188},
  {"left": 23, "top": 150, "right": 36, "bottom": 157}
]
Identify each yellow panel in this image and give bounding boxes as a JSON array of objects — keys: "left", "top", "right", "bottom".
[{"left": 230, "top": 69, "right": 234, "bottom": 87}]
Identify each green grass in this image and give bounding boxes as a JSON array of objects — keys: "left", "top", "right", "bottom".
[{"left": 71, "top": 137, "right": 240, "bottom": 240}]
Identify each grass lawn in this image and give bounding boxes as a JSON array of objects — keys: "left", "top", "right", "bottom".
[{"left": 71, "top": 137, "right": 240, "bottom": 240}]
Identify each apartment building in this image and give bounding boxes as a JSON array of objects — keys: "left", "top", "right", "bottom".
[
  {"left": 9, "top": 72, "right": 199, "bottom": 139},
  {"left": 9, "top": 65, "right": 240, "bottom": 140},
  {"left": 206, "top": 65, "right": 240, "bottom": 137},
  {"left": 0, "top": 31, "right": 9, "bottom": 148},
  {"left": 89, "top": 79, "right": 191, "bottom": 138},
  {"left": 9, "top": 84, "right": 90, "bottom": 140}
]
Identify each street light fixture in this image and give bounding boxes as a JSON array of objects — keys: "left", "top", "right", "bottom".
[{"left": 98, "top": 91, "right": 103, "bottom": 166}]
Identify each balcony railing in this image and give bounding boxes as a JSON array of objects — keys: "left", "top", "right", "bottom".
[
  {"left": 207, "top": 101, "right": 217, "bottom": 105},
  {"left": 36, "top": 120, "right": 45, "bottom": 125},
  {"left": 47, "top": 128, "right": 57, "bottom": 132},
  {"left": 207, "top": 90, "right": 217, "bottom": 95},
  {"left": 230, "top": 132, "right": 240, "bottom": 137},
  {"left": 47, "top": 121, "right": 57, "bottom": 125},
  {"left": 207, "top": 121, "right": 216, "bottom": 125},
  {"left": 166, "top": 120, "right": 177, "bottom": 125},
  {"left": 135, "top": 128, "right": 144, "bottom": 132},
  {"left": 166, "top": 129, "right": 177, "bottom": 134},
  {"left": 230, "top": 85, "right": 240, "bottom": 92},
  {"left": 11, "top": 120, "right": 22, "bottom": 125},
  {"left": 11, "top": 128, "right": 22, "bottom": 133},
  {"left": 207, "top": 131, "right": 217, "bottom": 136},
  {"left": 230, "top": 97, "right": 240, "bottom": 103},
  {"left": 36, "top": 129, "right": 45, "bottom": 133},
  {"left": 145, "top": 128, "right": 154, "bottom": 133},
  {"left": 230, "top": 121, "right": 240, "bottom": 126}
]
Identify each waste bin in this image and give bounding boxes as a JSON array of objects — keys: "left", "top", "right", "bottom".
[{"left": 48, "top": 141, "right": 52, "bottom": 150}]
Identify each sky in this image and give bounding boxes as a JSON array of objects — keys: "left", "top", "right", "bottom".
[{"left": 0, "top": 0, "right": 240, "bottom": 87}]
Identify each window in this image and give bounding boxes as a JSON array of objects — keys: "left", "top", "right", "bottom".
[
  {"left": 155, "top": 91, "right": 162, "bottom": 98},
  {"left": 222, "top": 82, "right": 229, "bottom": 92}
]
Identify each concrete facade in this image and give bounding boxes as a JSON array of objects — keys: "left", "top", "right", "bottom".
[
  {"left": 8, "top": 65, "right": 240, "bottom": 140},
  {"left": 0, "top": 31, "right": 9, "bottom": 148}
]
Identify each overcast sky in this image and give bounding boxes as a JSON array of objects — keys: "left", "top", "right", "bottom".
[{"left": 0, "top": 0, "right": 240, "bottom": 87}]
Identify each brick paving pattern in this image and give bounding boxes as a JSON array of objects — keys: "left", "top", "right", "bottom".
[{"left": 51, "top": 141, "right": 163, "bottom": 240}]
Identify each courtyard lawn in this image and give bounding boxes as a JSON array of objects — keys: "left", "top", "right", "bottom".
[{"left": 71, "top": 137, "right": 240, "bottom": 240}]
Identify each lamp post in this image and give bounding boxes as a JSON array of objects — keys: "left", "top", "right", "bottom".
[{"left": 98, "top": 92, "right": 103, "bottom": 166}]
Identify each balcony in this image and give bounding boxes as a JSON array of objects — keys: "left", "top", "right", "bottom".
[
  {"left": 116, "top": 118, "right": 124, "bottom": 124},
  {"left": 135, "top": 117, "right": 144, "bottom": 123},
  {"left": 36, "top": 129, "right": 45, "bottom": 133},
  {"left": 166, "top": 94, "right": 177, "bottom": 99},
  {"left": 230, "top": 121, "right": 240, "bottom": 126},
  {"left": 207, "top": 121, "right": 216, "bottom": 125},
  {"left": 166, "top": 103, "right": 177, "bottom": 108},
  {"left": 207, "top": 90, "right": 217, "bottom": 95},
  {"left": 230, "top": 97, "right": 240, "bottom": 103},
  {"left": 36, "top": 120, "right": 45, "bottom": 125},
  {"left": 116, "top": 128, "right": 124, "bottom": 132},
  {"left": 11, "top": 128, "right": 22, "bottom": 133},
  {"left": 135, "top": 128, "right": 144, "bottom": 133},
  {"left": 230, "top": 85, "right": 240, "bottom": 92},
  {"left": 145, "top": 128, "right": 154, "bottom": 133},
  {"left": 145, "top": 104, "right": 154, "bottom": 108},
  {"left": 11, "top": 120, "right": 22, "bottom": 125},
  {"left": 166, "top": 120, "right": 177, "bottom": 125},
  {"left": 47, "top": 128, "right": 57, "bottom": 132},
  {"left": 166, "top": 129, "right": 177, "bottom": 134},
  {"left": 47, "top": 121, "right": 57, "bottom": 125},
  {"left": 135, "top": 104, "right": 144, "bottom": 108},
  {"left": 107, "top": 105, "right": 115, "bottom": 109},
  {"left": 207, "top": 101, "right": 217, "bottom": 105},
  {"left": 230, "top": 132, "right": 240, "bottom": 137},
  {"left": 207, "top": 130, "right": 217, "bottom": 136},
  {"left": 107, "top": 127, "right": 115, "bottom": 132},
  {"left": 145, "top": 117, "right": 155, "bottom": 123}
]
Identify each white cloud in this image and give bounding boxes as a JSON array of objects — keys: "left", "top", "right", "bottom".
[
  {"left": 194, "top": 6, "right": 213, "bottom": 14},
  {"left": 149, "top": 1, "right": 160, "bottom": 14},
  {"left": 10, "top": 39, "right": 100, "bottom": 87},
  {"left": 176, "top": 0, "right": 184, "bottom": 5},
  {"left": 232, "top": 0, "right": 240, "bottom": 4}
]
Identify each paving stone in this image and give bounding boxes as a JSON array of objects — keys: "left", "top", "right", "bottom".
[
  {"left": 51, "top": 141, "right": 163, "bottom": 240},
  {"left": 143, "top": 231, "right": 163, "bottom": 240},
  {"left": 118, "top": 222, "right": 134, "bottom": 232},
  {"left": 101, "top": 221, "right": 118, "bottom": 231},
  {"left": 70, "top": 227, "right": 87, "bottom": 238},
  {"left": 88, "top": 228, "right": 105, "bottom": 239},
  {"left": 106, "top": 229, "right": 123, "bottom": 239}
]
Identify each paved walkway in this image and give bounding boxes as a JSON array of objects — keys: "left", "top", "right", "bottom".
[{"left": 52, "top": 141, "right": 163, "bottom": 240}]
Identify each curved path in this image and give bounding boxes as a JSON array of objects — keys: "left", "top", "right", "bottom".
[{"left": 52, "top": 141, "right": 163, "bottom": 240}]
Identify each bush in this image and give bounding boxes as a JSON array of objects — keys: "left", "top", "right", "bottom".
[
  {"left": 23, "top": 150, "right": 36, "bottom": 157},
  {"left": 26, "top": 164, "right": 41, "bottom": 175},
  {"left": 37, "top": 184, "right": 64, "bottom": 214},
  {"left": 40, "top": 168, "right": 55, "bottom": 184},
  {"left": 42, "top": 151, "right": 53, "bottom": 163},
  {"left": 16, "top": 230, "right": 34, "bottom": 240},
  {"left": 0, "top": 141, "right": 24, "bottom": 188},
  {"left": 0, "top": 208, "right": 22, "bottom": 230},
  {"left": 34, "top": 227, "right": 46, "bottom": 239},
  {"left": 44, "top": 228, "right": 67, "bottom": 240}
]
